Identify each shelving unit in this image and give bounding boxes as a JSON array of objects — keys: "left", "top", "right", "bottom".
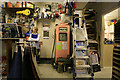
[
  {"left": 0, "top": 2, "right": 35, "bottom": 38},
  {"left": 112, "top": 21, "right": 120, "bottom": 80},
  {"left": 0, "top": 3, "right": 35, "bottom": 78},
  {"left": 2, "top": 2, "right": 35, "bottom": 14},
  {"left": 0, "top": 23, "right": 19, "bottom": 38}
]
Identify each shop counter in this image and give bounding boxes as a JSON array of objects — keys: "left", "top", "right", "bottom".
[{"left": 31, "top": 54, "right": 40, "bottom": 79}]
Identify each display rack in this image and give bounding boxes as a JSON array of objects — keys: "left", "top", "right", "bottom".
[
  {"left": 112, "top": 21, "right": 120, "bottom": 80},
  {"left": 0, "top": 2, "right": 35, "bottom": 39},
  {"left": 73, "top": 10, "right": 93, "bottom": 79},
  {"left": 0, "top": 23, "right": 19, "bottom": 38}
]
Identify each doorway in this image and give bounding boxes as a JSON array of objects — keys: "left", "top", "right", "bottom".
[{"left": 100, "top": 7, "right": 120, "bottom": 78}]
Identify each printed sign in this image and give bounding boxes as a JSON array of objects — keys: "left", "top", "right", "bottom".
[
  {"left": 62, "top": 42, "right": 68, "bottom": 50},
  {"left": 43, "top": 31, "right": 49, "bottom": 39},
  {"left": 56, "top": 42, "right": 62, "bottom": 50}
]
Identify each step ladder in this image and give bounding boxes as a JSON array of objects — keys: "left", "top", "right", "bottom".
[{"left": 73, "top": 10, "right": 94, "bottom": 80}]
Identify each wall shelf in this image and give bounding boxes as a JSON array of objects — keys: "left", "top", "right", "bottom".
[
  {"left": 112, "top": 22, "right": 120, "bottom": 80},
  {"left": 2, "top": 7, "right": 34, "bottom": 11},
  {"left": 114, "top": 52, "right": 120, "bottom": 56},
  {"left": 0, "top": 38, "right": 25, "bottom": 40},
  {"left": 112, "top": 74, "right": 119, "bottom": 80},
  {"left": 113, "top": 66, "right": 120, "bottom": 72},
  {"left": 2, "top": 7, "right": 34, "bottom": 16}
]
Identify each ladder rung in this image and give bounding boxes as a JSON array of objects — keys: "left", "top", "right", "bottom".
[
  {"left": 76, "top": 74, "right": 92, "bottom": 78},
  {"left": 76, "top": 65, "right": 90, "bottom": 68},
  {"left": 76, "top": 39, "right": 86, "bottom": 42},
  {"left": 76, "top": 48, "right": 87, "bottom": 50},
  {"left": 76, "top": 56, "right": 89, "bottom": 59}
]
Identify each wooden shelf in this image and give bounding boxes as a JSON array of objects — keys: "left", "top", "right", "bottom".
[
  {"left": 88, "top": 34, "right": 95, "bottom": 36},
  {"left": 0, "top": 38, "right": 25, "bottom": 40},
  {"left": 2, "top": 7, "right": 34, "bottom": 15},
  {"left": 88, "top": 39, "right": 98, "bottom": 44},
  {"left": 113, "top": 57, "right": 120, "bottom": 61},
  {"left": 113, "top": 66, "right": 120, "bottom": 72},
  {"left": 113, "top": 61, "right": 120, "bottom": 66},
  {"left": 114, "top": 52, "right": 120, "bottom": 56},
  {"left": 112, "top": 70, "right": 120, "bottom": 77},
  {"left": 86, "top": 20, "right": 95, "bottom": 23},
  {"left": 114, "top": 43, "right": 120, "bottom": 47},
  {"left": 112, "top": 74, "right": 120, "bottom": 80},
  {"left": 15, "top": 42, "right": 28, "bottom": 44},
  {"left": 2, "top": 7, "right": 34, "bottom": 11},
  {"left": 114, "top": 48, "right": 120, "bottom": 52},
  {"left": 86, "top": 24, "right": 92, "bottom": 26}
]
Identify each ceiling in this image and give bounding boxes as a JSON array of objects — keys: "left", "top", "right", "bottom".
[
  {"left": 76, "top": 2, "right": 88, "bottom": 9},
  {"left": 104, "top": 8, "right": 119, "bottom": 21}
]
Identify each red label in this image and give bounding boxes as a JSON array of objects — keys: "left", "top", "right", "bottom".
[{"left": 39, "top": 42, "right": 43, "bottom": 45}]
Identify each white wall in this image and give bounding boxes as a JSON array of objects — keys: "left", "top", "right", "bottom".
[
  {"left": 35, "top": 2, "right": 72, "bottom": 58},
  {"left": 37, "top": 19, "right": 55, "bottom": 58}
]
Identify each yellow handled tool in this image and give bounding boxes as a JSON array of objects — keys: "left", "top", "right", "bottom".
[{"left": 16, "top": 9, "right": 31, "bottom": 16}]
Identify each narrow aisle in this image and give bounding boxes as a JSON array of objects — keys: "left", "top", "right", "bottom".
[{"left": 38, "top": 64, "right": 73, "bottom": 79}]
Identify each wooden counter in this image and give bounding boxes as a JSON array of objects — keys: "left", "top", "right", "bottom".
[
  {"left": 103, "top": 44, "right": 114, "bottom": 67},
  {"left": 31, "top": 54, "right": 40, "bottom": 80}
]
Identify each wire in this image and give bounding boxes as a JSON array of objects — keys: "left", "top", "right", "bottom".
[{"left": 51, "top": 29, "right": 56, "bottom": 59}]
